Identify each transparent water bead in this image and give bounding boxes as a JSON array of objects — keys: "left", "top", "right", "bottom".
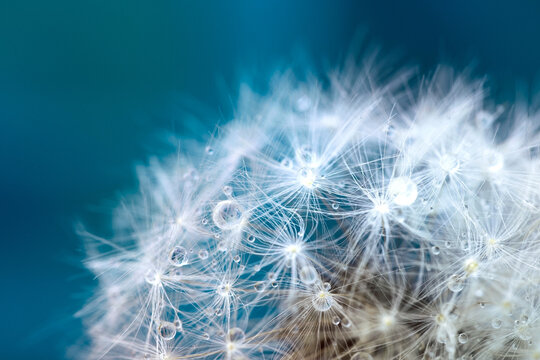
[
  {"left": 458, "top": 333, "right": 468, "bottom": 344},
  {"left": 431, "top": 246, "right": 440, "bottom": 255},
  {"left": 212, "top": 200, "right": 244, "bottom": 230},
  {"left": 351, "top": 352, "right": 374, "bottom": 360},
  {"left": 514, "top": 320, "right": 532, "bottom": 341},
  {"left": 492, "top": 318, "right": 502, "bottom": 329},
  {"left": 169, "top": 246, "right": 188, "bottom": 267},
  {"left": 484, "top": 149, "right": 504, "bottom": 173},
  {"left": 226, "top": 327, "right": 245, "bottom": 343},
  {"left": 198, "top": 249, "right": 209, "bottom": 260},
  {"left": 332, "top": 316, "right": 341, "bottom": 325},
  {"left": 312, "top": 290, "right": 334, "bottom": 312},
  {"left": 145, "top": 269, "right": 161, "bottom": 286},
  {"left": 388, "top": 176, "right": 418, "bottom": 206},
  {"left": 159, "top": 322, "right": 177, "bottom": 340},
  {"left": 439, "top": 154, "right": 460, "bottom": 174},
  {"left": 280, "top": 157, "right": 293, "bottom": 169},
  {"left": 447, "top": 274, "right": 465, "bottom": 292},
  {"left": 222, "top": 185, "right": 233, "bottom": 196},
  {"left": 299, "top": 265, "right": 318, "bottom": 284}
]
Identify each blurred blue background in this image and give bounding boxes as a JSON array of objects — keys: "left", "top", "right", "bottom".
[{"left": 1, "top": 1, "right": 540, "bottom": 358}]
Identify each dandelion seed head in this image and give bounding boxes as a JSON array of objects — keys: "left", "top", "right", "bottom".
[{"left": 78, "top": 49, "right": 540, "bottom": 360}]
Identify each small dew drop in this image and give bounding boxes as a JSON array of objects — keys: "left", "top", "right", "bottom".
[
  {"left": 169, "top": 246, "right": 188, "bottom": 267},
  {"left": 254, "top": 282, "right": 265, "bottom": 293},
  {"left": 331, "top": 316, "right": 340, "bottom": 326},
  {"left": 458, "top": 333, "right": 468, "bottom": 344},
  {"left": 247, "top": 235, "right": 256, "bottom": 243},
  {"left": 431, "top": 246, "right": 440, "bottom": 255},
  {"left": 492, "top": 318, "right": 502, "bottom": 329},
  {"left": 222, "top": 185, "right": 233, "bottom": 196},
  {"left": 447, "top": 274, "right": 465, "bottom": 293},
  {"left": 280, "top": 157, "right": 293, "bottom": 169},
  {"left": 198, "top": 249, "right": 209, "bottom": 260},
  {"left": 233, "top": 255, "right": 241, "bottom": 263},
  {"left": 205, "top": 146, "right": 214, "bottom": 155},
  {"left": 331, "top": 203, "right": 339, "bottom": 210}
]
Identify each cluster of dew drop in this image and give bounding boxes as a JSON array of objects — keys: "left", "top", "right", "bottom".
[{"left": 80, "top": 66, "right": 540, "bottom": 360}]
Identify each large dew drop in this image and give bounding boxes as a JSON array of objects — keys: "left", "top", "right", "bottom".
[
  {"left": 226, "top": 327, "right": 245, "bottom": 343},
  {"left": 388, "top": 176, "right": 418, "bottom": 206},
  {"left": 169, "top": 246, "right": 188, "bottom": 267},
  {"left": 159, "top": 321, "right": 177, "bottom": 340},
  {"left": 312, "top": 290, "right": 334, "bottom": 312},
  {"left": 212, "top": 200, "right": 245, "bottom": 230},
  {"left": 299, "top": 265, "right": 318, "bottom": 284}
]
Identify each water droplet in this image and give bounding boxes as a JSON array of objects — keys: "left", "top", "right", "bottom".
[
  {"left": 341, "top": 315, "right": 352, "bottom": 328},
  {"left": 299, "top": 265, "right": 318, "bottom": 284},
  {"left": 312, "top": 290, "right": 334, "bottom": 312},
  {"left": 174, "top": 319, "right": 183, "bottom": 331},
  {"left": 323, "top": 282, "right": 331, "bottom": 291},
  {"left": 233, "top": 255, "right": 241, "bottom": 263},
  {"left": 205, "top": 146, "right": 214, "bottom": 155},
  {"left": 212, "top": 200, "right": 244, "bottom": 230},
  {"left": 458, "top": 333, "right": 468, "bottom": 344},
  {"left": 447, "top": 274, "right": 464, "bottom": 292},
  {"left": 484, "top": 150, "right": 504, "bottom": 173},
  {"left": 159, "top": 322, "right": 176, "bottom": 340},
  {"left": 198, "top": 249, "right": 209, "bottom": 260},
  {"left": 331, "top": 316, "right": 340, "bottom": 325},
  {"left": 169, "top": 246, "right": 188, "bottom": 267},
  {"left": 492, "top": 318, "right": 502, "bottom": 329},
  {"left": 222, "top": 185, "right": 233, "bottom": 196},
  {"left": 515, "top": 320, "right": 532, "bottom": 341},
  {"left": 431, "top": 246, "right": 440, "bottom": 255},
  {"left": 439, "top": 154, "right": 460, "bottom": 174},
  {"left": 331, "top": 203, "right": 339, "bottom": 210},
  {"left": 247, "top": 235, "right": 256, "bottom": 243},
  {"left": 280, "top": 157, "right": 293, "bottom": 169},
  {"left": 388, "top": 176, "right": 418, "bottom": 206},
  {"left": 145, "top": 269, "right": 161, "bottom": 285},
  {"left": 254, "top": 282, "right": 265, "bottom": 292},
  {"left": 203, "top": 332, "right": 210, "bottom": 340},
  {"left": 226, "top": 328, "right": 245, "bottom": 343}
]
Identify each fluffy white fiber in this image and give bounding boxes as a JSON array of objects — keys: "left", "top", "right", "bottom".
[{"left": 78, "top": 55, "right": 540, "bottom": 359}]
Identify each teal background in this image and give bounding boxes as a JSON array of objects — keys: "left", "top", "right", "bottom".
[{"left": 1, "top": 1, "right": 540, "bottom": 359}]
